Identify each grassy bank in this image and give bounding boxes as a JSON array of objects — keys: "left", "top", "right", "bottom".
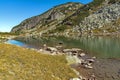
[
  {"left": 0, "top": 32, "right": 17, "bottom": 43},
  {"left": 0, "top": 43, "right": 77, "bottom": 80}
]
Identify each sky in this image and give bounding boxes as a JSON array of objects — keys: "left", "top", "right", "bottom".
[{"left": 0, "top": 0, "right": 93, "bottom": 32}]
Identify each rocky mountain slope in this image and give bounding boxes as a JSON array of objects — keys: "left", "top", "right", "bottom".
[
  {"left": 74, "top": 0, "right": 120, "bottom": 35},
  {"left": 11, "top": 2, "right": 83, "bottom": 35},
  {"left": 11, "top": 0, "right": 120, "bottom": 37}
]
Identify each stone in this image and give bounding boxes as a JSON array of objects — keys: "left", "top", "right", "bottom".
[
  {"left": 63, "top": 48, "right": 81, "bottom": 53},
  {"left": 43, "top": 44, "right": 47, "bottom": 47},
  {"left": 84, "top": 65, "right": 93, "bottom": 69},
  {"left": 78, "top": 3, "right": 120, "bottom": 35},
  {"left": 87, "top": 63, "right": 92, "bottom": 66},
  {"left": 88, "top": 74, "right": 96, "bottom": 80},
  {"left": 70, "top": 78, "right": 81, "bottom": 80},
  {"left": 63, "top": 49, "right": 72, "bottom": 52},
  {"left": 56, "top": 46, "right": 62, "bottom": 48},
  {"left": 87, "top": 59, "right": 95, "bottom": 63},
  {"left": 39, "top": 49, "right": 43, "bottom": 52},
  {"left": 71, "top": 48, "right": 82, "bottom": 51},
  {"left": 79, "top": 53, "right": 86, "bottom": 57},
  {"left": 51, "top": 51, "right": 57, "bottom": 55},
  {"left": 92, "top": 56, "right": 96, "bottom": 59},
  {"left": 46, "top": 47, "right": 57, "bottom": 52}
]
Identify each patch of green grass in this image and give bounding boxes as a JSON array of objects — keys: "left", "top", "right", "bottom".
[
  {"left": 0, "top": 32, "right": 18, "bottom": 36},
  {"left": 0, "top": 44, "right": 77, "bottom": 80}
]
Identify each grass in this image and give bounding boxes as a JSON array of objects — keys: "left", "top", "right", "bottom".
[
  {"left": 0, "top": 43, "right": 77, "bottom": 80},
  {"left": 0, "top": 32, "right": 17, "bottom": 43},
  {"left": 50, "top": 25, "right": 67, "bottom": 33},
  {"left": 0, "top": 32, "right": 18, "bottom": 35}
]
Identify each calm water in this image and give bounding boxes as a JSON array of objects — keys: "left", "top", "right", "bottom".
[
  {"left": 6, "top": 40, "right": 37, "bottom": 48},
  {"left": 7, "top": 36, "right": 120, "bottom": 58},
  {"left": 7, "top": 40, "right": 25, "bottom": 46}
]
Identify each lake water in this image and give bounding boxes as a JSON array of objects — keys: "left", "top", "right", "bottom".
[
  {"left": 6, "top": 40, "right": 37, "bottom": 48},
  {"left": 7, "top": 40, "right": 25, "bottom": 46},
  {"left": 7, "top": 36, "right": 120, "bottom": 58}
]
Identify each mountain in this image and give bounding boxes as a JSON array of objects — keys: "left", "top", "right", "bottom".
[
  {"left": 11, "top": 0, "right": 120, "bottom": 37},
  {"left": 11, "top": 2, "right": 83, "bottom": 35}
]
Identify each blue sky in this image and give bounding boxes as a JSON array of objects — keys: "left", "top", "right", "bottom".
[{"left": 0, "top": 0, "right": 93, "bottom": 32}]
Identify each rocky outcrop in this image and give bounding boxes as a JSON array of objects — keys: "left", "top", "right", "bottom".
[
  {"left": 77, "top": 2, "right": 120, "bottom": 34},
  {"left": 11, "top": 0, "right": 120, "bottom": 37},
  {"left": 11, "top": 2, "right": 83, "bottom": 34}
]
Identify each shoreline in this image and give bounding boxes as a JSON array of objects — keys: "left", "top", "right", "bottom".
[
  {"left": 34, "top": 44, "right": 120, "bottom": 80},
  {"left": 4, "top": 42, "right": 120, "bottom": 80}
]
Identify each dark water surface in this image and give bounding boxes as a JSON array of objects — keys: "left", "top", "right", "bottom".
[{"left": 7, "top": 36, "right": 120, "bottom": 58}]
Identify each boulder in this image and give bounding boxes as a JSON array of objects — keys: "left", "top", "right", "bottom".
[
  {"left": 79, "top": 53, "right": 86, "bottom": 57},
  {"left": 46, "top": 47, "right": 57, "bottom": 52}
]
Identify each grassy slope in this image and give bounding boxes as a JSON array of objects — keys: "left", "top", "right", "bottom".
[{"left": 0, "top": 44, "right": 77, "bottom": 80}]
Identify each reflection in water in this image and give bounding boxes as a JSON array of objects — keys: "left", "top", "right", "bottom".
[
  {"left": 10, "top": 36, "right": 120, "bottom": 58},
  {"left": 77, "top": 37, "right": 120, "bottom": 58}
]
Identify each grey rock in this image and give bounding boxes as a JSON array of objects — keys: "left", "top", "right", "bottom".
[
  {"left": 79, "top": 53, "right": 86, "bottom": 57},
  {"left": 77, "top": 3, "right": 120, "bottom": 34}
]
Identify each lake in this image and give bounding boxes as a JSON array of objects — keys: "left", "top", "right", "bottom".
[
  {"left": 7, "top": 36, "right": 120, "bottom": 58},
  {"left": 6, "top": 39, "right": 38, "bottom": 49}
]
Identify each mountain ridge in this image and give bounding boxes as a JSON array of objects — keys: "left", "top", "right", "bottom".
[
  {"left": 11, "top": 2, "right": 83, "bottom": 35},
  {"left": 11, "top": 0, "right": 120, "bottom": 37}
]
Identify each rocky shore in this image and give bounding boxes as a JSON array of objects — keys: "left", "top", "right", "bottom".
[
  {"left": 31, "top": 44, "right": 120, "bottom": 80},
  {"left": 73, "top": 58, "right": 120, "bottom": 80}
]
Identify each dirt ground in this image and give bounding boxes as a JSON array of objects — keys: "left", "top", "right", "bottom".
[{"left": 72, "top": 58, "right": 120, "bottom": 80}]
